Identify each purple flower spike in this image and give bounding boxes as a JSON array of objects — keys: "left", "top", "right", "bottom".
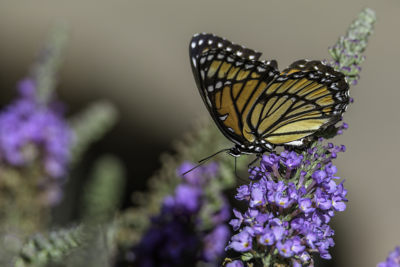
[{"left": 228, "top": 141, "right": 349, "bottom": 265}]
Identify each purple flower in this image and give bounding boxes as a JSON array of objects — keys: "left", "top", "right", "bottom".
[
  {"left": 174, "top": 184, "right": 202, "bottom": 213},
  {"left": 299, "top": 198, "right": 316, "bottom": 213},
  {"left": 291, "top": 218, "right": 304, "bottom": 230},
  {"left": 332, "top": 195, "right": 347, "bottom": 211},
  {"left": 314, "top": 188, "right": 333, "bottom": 210},
  {"left": 17, "top": 78, "right": 36, "bottom": 99},
  {"left": 243, "top": 208, "right": 260, "bottom": 225},
  {"left": 230, "top": 208, "right": 244, "bottom": 231},
  {"left": 281, "top": 151, "right": 303, "bottom": 169},
  {"left": 256, "top": 213, "right": 272, "bottom": 225},
  {"left": 235, "top": 185, "right": 251, "bottom": 201},
  {"left": 226, "top": 260, "right": 245, "bottom": 267},
  {"left": 276, "top": 239, "right": 295, "bottom": 258},
  {"left": 202, "top": 225, "right": 230, "bottom": 262},
  {"left": 259, "top": 229, "right": 276, "bottom": 246},
  {"left": 248, "top": 166, "right": 263, "bottom": 180},
  {"left": 0, "top": 82, "right": 72, "bottom": 178},
  {"left": 299, "top": 251, "right": 311, "bottom": 263},
  {"left": 229, "top": 230, "right": 252, "bottom": 252},
  {"left": 274, "top": 192, "right": 293, "bottom": 208},
  {"left": 249, "top": 187, "right": 266, "bottom": 207},
  {"left": 291, "top": 236, "right": 306, "bottom": 254},
  {"left": 311, "top": 170, "right": 327, "bottom": 183},
  {"left": 378, "top": 246, "right": 400, "bottom": 267},
  {"left": 261, "top": 153, "right": 281, "bottom": 171}
]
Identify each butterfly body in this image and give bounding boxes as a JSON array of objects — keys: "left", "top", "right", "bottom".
[{"left": 189, "top": 33, "right": 350, "bottom": 157}]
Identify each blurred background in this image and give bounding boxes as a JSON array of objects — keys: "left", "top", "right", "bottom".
[{"left": 0, "top": 1, "right": 398, "bottom": 266}]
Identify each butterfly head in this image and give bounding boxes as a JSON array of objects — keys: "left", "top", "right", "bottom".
[
  {"left": 227, "top": 144, "right": 269, "bottom": 157},
  {"left": 227, "top": 146, "right": 242, "bottom": 157}
]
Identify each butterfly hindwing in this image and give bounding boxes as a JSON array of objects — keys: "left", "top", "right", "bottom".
[{"left": 245, "top": 60, "right": 350, "bottom": 145}]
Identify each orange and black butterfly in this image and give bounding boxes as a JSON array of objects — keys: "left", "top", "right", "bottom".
[{"left": 189, "top": 33, "right": 350, "bottom": 159}]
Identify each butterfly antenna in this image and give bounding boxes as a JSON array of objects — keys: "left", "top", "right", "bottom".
[
  {"left": 182, "top": 148, "right": 230, "bottom": 176},
  {"left": 198, "top": 148, "right": 231, "bottom": 163}
]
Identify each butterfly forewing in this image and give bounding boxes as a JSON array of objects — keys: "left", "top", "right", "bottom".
[
  {"left": 190, "top": 34, "right": 280, "bottom": 146},
  {"left": 246, "top": 60, "right": 350, "bottom": 145}
]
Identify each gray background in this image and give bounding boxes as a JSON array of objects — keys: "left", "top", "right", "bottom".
[{"left": 0, "top": 1, "right": 398, "bottom": 266}]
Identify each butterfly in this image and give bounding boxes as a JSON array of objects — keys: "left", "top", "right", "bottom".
[{"left": 189, "top": 33, "right": 350, "bottom": 161}]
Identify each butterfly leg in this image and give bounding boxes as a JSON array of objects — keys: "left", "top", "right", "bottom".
[
  {"left": 247, "top": 154, "right": 269, "bottom": 180},
  {"left": 248, "top": 154, "right": 263, "bottom": 169},
  {"left": 234, "top": 157, "right": 249, "bottom": 184}
]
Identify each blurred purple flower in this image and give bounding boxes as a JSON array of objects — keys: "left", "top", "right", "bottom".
[
  {"left": 134, "top": 162, "right": 230, "bottom": 266},
  {"left": 0, "top": 78, "right": 73, "bottom": 178},
  {"left": 378, "top": 246, "right": 400, "bottom": 267}
]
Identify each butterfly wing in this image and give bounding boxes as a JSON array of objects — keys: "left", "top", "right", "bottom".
[
  {"left": 245, "top": 60, "right": 350, "bottom": 145},
  {"left": 189, "top": 33, "right": 280, "bottom": 146}
]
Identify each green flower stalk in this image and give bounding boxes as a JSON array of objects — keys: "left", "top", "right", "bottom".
[
  {"left": 326, "top": 7, "right": 377, "bottom": 85},
  {"left": 69, "top": 101, "right": 119, "bottom": 165},
  {"left": 12, "top": 226, "right": 86, "bottom": 267},
  {"left": 80, "top": 155, "right": 126, "bottom": 224}
]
